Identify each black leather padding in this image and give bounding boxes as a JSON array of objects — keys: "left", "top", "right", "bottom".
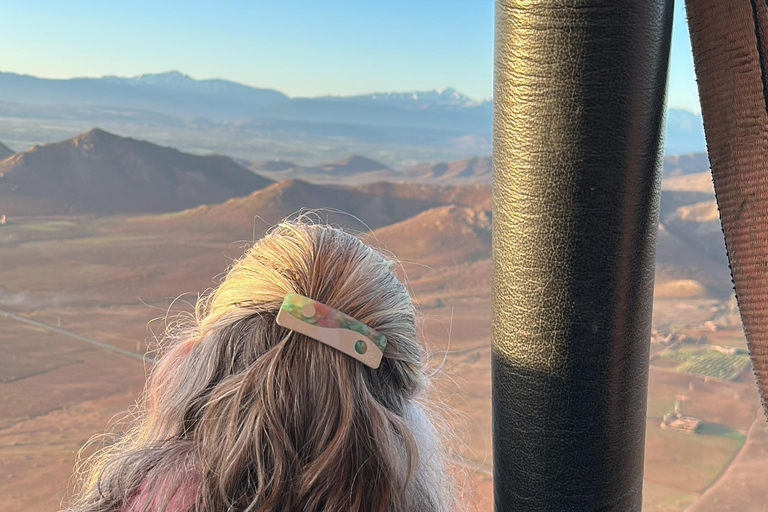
[{"left": 492, "top": 1, "right": 673, "bottom": 510}]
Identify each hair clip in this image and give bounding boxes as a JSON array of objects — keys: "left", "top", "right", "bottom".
[{"left": 276, "top": 293, "right": 387, "bottom": 369}]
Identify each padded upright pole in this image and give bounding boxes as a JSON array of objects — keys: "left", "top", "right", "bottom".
[{"left": 492, "top": 1, "right": 673, "bottom": 510}]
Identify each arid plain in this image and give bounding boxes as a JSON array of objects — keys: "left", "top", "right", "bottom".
[{"left": 0, "top": 132, "right": 766, "bottom": 512}]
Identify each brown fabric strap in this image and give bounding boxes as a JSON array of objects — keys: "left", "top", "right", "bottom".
[{"left": 685, "top": 0, "right": 768, "bottom": 418}]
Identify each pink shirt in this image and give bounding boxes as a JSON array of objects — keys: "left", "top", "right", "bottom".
[{"left": 121, "top": 475, "right": 198, "bottom": 512}]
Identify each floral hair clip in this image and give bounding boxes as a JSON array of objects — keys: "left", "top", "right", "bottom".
[{"left": 276, "top": 293, "right": 387, "bottom": 369}]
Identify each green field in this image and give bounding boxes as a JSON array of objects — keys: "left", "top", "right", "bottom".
[
  {"left": 655, "top": 345, "right": 751, "bottom": 381},
  {"left": 678, "top": 351, "right": 750, "bottom": 380}
]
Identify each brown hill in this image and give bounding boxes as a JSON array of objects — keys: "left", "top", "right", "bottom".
[
  {"left": 656, "top": 178, "right": 729, "bottom": 277},
  {"left": 661, "top": 200, "right": 728, "bottom": 269},
  {"left": 0, "top": 129, "right": 272, "bottom": 216},
  {"left": 320, "top": 155, "right": 390, "bottom": 175},
  {"left": 0, "top": 142, "right": 14, "bottom": 160},
  {"left": 251, "top": 160, "right": 297, "bottom": 172},
  {"left": 399, "top": 156, "right": 492, "bottom": 184},
  {"left": 659, "top": 189, "right": 716, "bottom": 217},
  {"left": 355, "top": 182, "right": 491, "bottom": 209},
  {"left": 389, "top": 152, "right": 708, "bottom": 185},
  {"left": 662, "top": 171, "right": 714, "bottom": 194},
  {"left": 662, "top": 152, "right": 709, "bottom": 177},
  {"left": 654, "top": 222, "right": 732, "bottom": 298},
  {"left": 364, "top": 205, "right": 492, "bottom": 300},
  {"left": 654, "top": 164, "right": 730, "bottom": 297},
  {"left": 366, "top": 205, "right": 491, "bottom": 269},
  {"left": 251, "top": 155, "right": 397, "bottom": 184},
  {"left": 388, "top": 152, "right": 707, "bottom": 185},
  {"left": 254, "top": 155, "right": 493, "bottom": 185},
  {"left": 656, "top": 175, "right": 731, "bottom": 297},
  {"left": 162, "top": 178, "right": 445, "bottom": 235},
  {"left": 355, "top": 182, "right": 729, "bottom": 300}
]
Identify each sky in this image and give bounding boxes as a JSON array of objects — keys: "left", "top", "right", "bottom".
[{"left": 0, "top": 0, "right": 699, "bottom": 112}]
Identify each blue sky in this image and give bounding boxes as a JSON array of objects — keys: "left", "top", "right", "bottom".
[{"left": 0, "top": 0, "right": 699, "bottom": 111}]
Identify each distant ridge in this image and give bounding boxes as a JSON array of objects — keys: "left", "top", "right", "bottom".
[
  {"left": 0, "top": 71, "right": 289, "bottom": 120},
  {"left": 162, "top": 178, "right": 445, "bottom": 234},
  {"left": 355, "top": 182, "right": 491, "bottom": 209},
  {"left": 0, "top": 141, "right": 13, "bottom": 160},
  {"left": 322, "top": 155, "right": 390, "bottom": 175},
  {"left": 263, "top": 151, "right": 710, "bottom": 186},
  {"left": 662, "top": 152, "right": 709, "bottom": 177},
  {"left": 0, "top": 70, "right": 487, "bottom": 126},
  {"left": 251, "top": 160, "right": 297, "bottom": 172},
  {"left": 400, "top": 156, "right": 492, "bottom": 184},
  {"left": 0, "top": 128, "right": 271, "bottom": 216},
  {"left": 0, "top": 71, "right": 707, "bottom": 163},
  {"left": 253, "top": 154, "right": 493, "bottom": 185},
  {"left": 252, "top": 155, "right": 397, "bottom": 184}
]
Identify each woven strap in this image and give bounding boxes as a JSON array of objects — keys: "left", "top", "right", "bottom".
[{"left": 685, "top": 0, "right": 768, "bottom": 419}]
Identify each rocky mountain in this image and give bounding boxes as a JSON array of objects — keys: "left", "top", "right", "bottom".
[
  {"left": 0, "top": 124, "right": 730, "bottom": 299},
  {"left": 654, "top": 221, "right": 731, "bottom": 298},
  {"left": 70, "top": 147, "right": 731, "bottom": 300},
  {"left": 368, "top": 205, "right": 491, "bottom": 267},
  {"left": 358, "top": 181, "right": 730, "bottom": 299},
  {"left": 164, "top": 178, "right": 446, "bottom": 235},
  {"left": 653, "top": 185, "right": 730, "bottom": 297},
  {"left": 358, "top": 178, "right": 728, "bottom": 299},
  {"left": 0, "top": 129, "right": 271, "bottom": 216},
  {"left": 0, "top": 142, "right": 13, "bottom": 160},
  {"left": 363, "top": 205, "right": 492, "bottom": 301},
  {"left": 660, "top": 195, "right": 728, "bottom": 267}
]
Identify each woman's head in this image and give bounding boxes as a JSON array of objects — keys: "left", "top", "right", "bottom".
[{"left": 68, "top": 221, "right": 454, "bottom": 512}]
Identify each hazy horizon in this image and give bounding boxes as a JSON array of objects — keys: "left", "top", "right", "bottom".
[
  {"left": 0, "top": 0, "right": 699, "bottom": 111},
  {"left": 0, "top": 68, "right": 492, "bottom": 102}
]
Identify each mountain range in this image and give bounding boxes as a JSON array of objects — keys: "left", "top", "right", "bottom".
[
  {"left": 0, "top": 129, "right": 271, "bottom": 215},
  {"left": 0, "top": 71, "right": 705, "bottom": 168},
  {"left": 0, "top": 71, "right": 289, "bottom": 120},
  {"left": 0, "top": 128, "right": 715, "bottom": 217},
  {"left": 0, "top": 127, "right": 729, "bottom": 301},
  {"left": 250, "top": 155, "right": 493, "bottom": 184},
  {"left": 251, "top": 155, "right": 398, "bottom": 183}
]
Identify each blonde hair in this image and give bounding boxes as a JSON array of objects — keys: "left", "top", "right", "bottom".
[{"left": 66, "top": 220, "right": 456, "bottom": 512}]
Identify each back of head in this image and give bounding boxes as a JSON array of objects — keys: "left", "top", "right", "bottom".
[{"left": 68, "top": 221, "right": 454, "bottom": 512}]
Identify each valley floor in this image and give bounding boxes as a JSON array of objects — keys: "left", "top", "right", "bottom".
[{"left": 0, "top": 216, "right": 765, "bottom": 512}]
